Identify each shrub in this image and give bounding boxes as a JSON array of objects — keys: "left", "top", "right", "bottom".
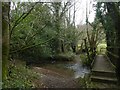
[
  {"left": 54, "top": 52, "right": 75, "bottom": 61},
  {"left": 77, "top": 74, "right": 98, "bottom": 88},
  {"left": 80, "top": 52, "right": 95, "bottom": 67},
  {"left": 80, "top": 54, "right": 89, "bottom": 67},
  {"left": 97, "top": 43, "right": 107, "bottom": 54}
]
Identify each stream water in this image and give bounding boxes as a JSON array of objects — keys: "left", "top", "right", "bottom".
[
  {"left": 66, "top": 61, "right": 90, "bottom": 78},
  {"left": 65, "top": 55, "right": 90, "bottom": 78},
  {"left": 50, "top": 55, "right": 90, "bottom": 78},
  {"left": 39, "top": 55, "right": 90, "bottom": 79}
]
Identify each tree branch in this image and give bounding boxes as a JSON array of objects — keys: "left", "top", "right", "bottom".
[
  {"left": 25, "top": 25, "right": 47, "bottom": 45},
  {"left": 10, "top": 37, "right": 53, "bottom": 54},
  {"left": 10, "top": 2, "right": 38, "bottom": 38}
]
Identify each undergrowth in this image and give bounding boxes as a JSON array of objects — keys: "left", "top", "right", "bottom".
[
  {"left": 77, "top": 74, "right": 98, "bottom": 88},
  {"left": 3, "top": 59, "right": 40, "bottom": 88},
  {"left": 80, "top": 54, "right": 90, "bottom": 67}
]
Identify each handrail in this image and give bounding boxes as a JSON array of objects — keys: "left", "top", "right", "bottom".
[
  {"left": 104, "top": 54, "right": 116, "bottom": 69},
  {"left": 99, "top": 47, "right": 119, "bottom": 58},
  {"left": 99, "top": 48, "right": 118, "bottom": 68},
  {"left": 106, "top": 50, "right": 119, "bottom": 58},
  {"left": 91, "top": 55, "right": 97, "bottom": 69}
]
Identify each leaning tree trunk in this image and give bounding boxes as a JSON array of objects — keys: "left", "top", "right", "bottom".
[{"left": 2, "top": 2, "right": 10, "bottom": 80}]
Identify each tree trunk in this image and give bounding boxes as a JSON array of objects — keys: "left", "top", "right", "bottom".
[
  {"left": 96, "top": 3, "right": 117, "bottom": 65},
  {"left": 2, "top": 2, "right": 10, "bottom": 80},
  {"left": 84, "top": 38, "right": 90, "bottom": 61},
  {"left": 71, "top": 42, "right": 76, "bottom": 53},
  {"left": 106, "top": 3, "right": 120, "bottom": 82},
  {"left": 61, "top": 40, "right": 65, "bottom": 53}
]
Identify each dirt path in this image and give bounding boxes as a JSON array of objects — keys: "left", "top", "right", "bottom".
[{"left": 33, "top": 67, "right": 80, "bottom": 88}]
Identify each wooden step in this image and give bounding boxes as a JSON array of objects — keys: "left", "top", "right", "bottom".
[
  {"left": 91, "top": 75, "right": 117, "bottom": 84},
  {"left": 91, "top": 70, "right": 116, "bottom": 78}
]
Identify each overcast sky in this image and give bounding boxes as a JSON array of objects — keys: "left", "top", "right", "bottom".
[
  {"left": 70, "top": 0, "right": 96, "bottom": 25},
  {"left": 11, "top": 0, "right": 96, "bottom": 25}
]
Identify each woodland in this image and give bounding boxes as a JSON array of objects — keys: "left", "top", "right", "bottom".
[{"left": 1, "top": 1, "right": 120, "bottom": 88}]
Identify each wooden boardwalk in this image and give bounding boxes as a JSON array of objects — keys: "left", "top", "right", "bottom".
[
  {"left": 92, "top": 55, "right": 115, "bottom": 72},
  {"left": 91, "top": 55, "right": 117, "bottom": 84}
]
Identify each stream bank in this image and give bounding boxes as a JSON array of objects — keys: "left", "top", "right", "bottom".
[{"left": 31, "top": 55, "right": 90, "bottom": 88}]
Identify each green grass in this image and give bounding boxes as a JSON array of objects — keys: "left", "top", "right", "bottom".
[{"left": 97, "top": 43, "right": 107, "bottom": 55}]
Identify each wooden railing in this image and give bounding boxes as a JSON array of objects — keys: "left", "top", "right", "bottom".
[{"left": 91, "top": 55, "right": 97, "bottom": 69}]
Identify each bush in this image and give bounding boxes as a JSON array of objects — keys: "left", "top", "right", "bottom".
[
  {"left": 80, "top": 54, "right": 89, "bottom": 67},
  {"left": 54, "top": 52, "right": 75, "bottom": 61},
  {"left": 97, "top": 43, "right": 107, "bottom": 54},
  {"left": 80, "top": 52, "right": 95, "bottom": 67},
  {"left": 19, "top": 45, "right": 53, "bottom": 60},
  {"left": 77, "top": 74, "right": 98, "bottom": 88}
]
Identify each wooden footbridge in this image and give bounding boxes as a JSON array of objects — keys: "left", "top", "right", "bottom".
[{"left": 91, "top": 55, "right": 117, "bottom": 84}]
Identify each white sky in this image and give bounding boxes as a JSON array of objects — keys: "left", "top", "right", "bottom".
[
  {"left": 11, "top": 0, "right": 96, "bottom": 25},
  {"left": 70, "top": 0, "right": 96, "bottom": 25}
]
